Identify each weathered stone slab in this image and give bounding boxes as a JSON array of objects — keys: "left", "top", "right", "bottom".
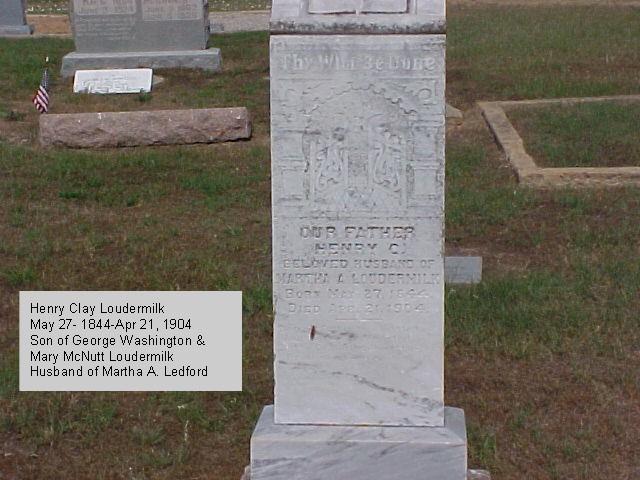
[
  {"left": 73, "top": 68, "right": 153, "bottom": 94},
  {"left": 445, "top": 256, "right": 482, "bottom": 285},
  {"left": 250, "top": 405, "right": 467, "bottom": 480},
  {"left": 271, "top": 34, "right": 446, "bottom": 426},
  {"left": 39, "top": 108, "right": 251, "bottom": 148},
  {"left": 0, "top": 0, "right": 33, "bottom": 36},
  {"left": 61, "top": 49, "right": 221, "bottom": 78}
]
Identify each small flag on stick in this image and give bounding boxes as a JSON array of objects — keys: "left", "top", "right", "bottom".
[{"left": 33, "top": 57, "right": 50, "bottom": 114}]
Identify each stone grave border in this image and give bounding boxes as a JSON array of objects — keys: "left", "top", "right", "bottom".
[{"left": 479, "top": 95, "right": 640, "bottom": 188}]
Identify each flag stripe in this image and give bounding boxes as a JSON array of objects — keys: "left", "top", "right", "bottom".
[{"left": 33, "top": 67, "right": 50, "bottom": 114}]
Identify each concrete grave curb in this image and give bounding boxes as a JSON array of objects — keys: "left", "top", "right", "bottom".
[
  {"left": 39, "top": 107, "right": 251, "bottom": 148},
  {"left": 479, "top": 95, "right": 640, "bottom": 188}
]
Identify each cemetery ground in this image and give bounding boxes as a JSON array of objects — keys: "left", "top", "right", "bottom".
[
  {"left": 0, "top": 5, "right": 639, "bottom": 480},
  {"left": 508, "top": 102, "right": 640, "bottom": 168},
  {"left": 27, "top": 0, "right": 271, "bottom": 14}
]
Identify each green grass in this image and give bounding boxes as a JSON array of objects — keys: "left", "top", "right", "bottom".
[
  {"left": 508, "top": 101, "right": 640, "bottom": 167},
  {"left": 448, "top": 6, "right": 640, "bottom": 105},
  {"left": 0, "top": 37, "right": 70, "bottom": 102},
  {"left": 446, "top": 143, "right": 536, "bottom": 237}
]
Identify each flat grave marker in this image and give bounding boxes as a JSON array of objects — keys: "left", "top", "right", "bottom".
[{"left": 73, "top": 69, "right": 153, "bottom": 94}]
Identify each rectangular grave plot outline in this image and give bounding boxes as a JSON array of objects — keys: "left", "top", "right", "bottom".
[{"left": 479, "top": 95, "right": 640, "bottom": 188}]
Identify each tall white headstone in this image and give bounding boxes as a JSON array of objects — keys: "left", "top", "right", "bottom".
[
  {"left": 0, "top": 0, "right": 33, "bottom": 36},
  {"left": 250, "top": 0, "right": 468, "bottom": 478}
]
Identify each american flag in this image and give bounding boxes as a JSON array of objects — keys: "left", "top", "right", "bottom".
[{"left": 32, "top": 65, "right": 50, "bottom": 114}]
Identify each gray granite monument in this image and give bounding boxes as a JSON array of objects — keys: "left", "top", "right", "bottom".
[
  {"left": 0, "top": 0, "right": 33, "bottom": 36},
  {"left": 249, "top": 0, "right": 468, "bottom": 478},
  {"left": 61, "top": 0, "right": 221, "bottom": 77}
]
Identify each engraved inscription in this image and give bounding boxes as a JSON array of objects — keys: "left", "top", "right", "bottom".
[
  {"left": 279, "top": 52, "right": 437, "bottom": 73},
  {"left": 74, "top": 69, "right": 152, "bottom": 94},
  {"left": 272, "top": 43, "right": 444, "bottom": 217},
  {"left": 290, "top": 79, "right": 441, "bottom": 214},
  {"left": 142, "top": 0, "right": 203, "bottom": 21},
  {"left": 74, "top": 0, "right": 136, "bottom": 15},
  {"left": 74, "top": 15, "right": 136, "bottom": 41},
  {"left": 272, "top": 36, "right": 446, "bottom": 426},
  {"left": 78, "top": 77, "right": 129, "bottom": 93},
  {"left": 304, "top": 100, "right": 410, "bottom": 211},
  {"left": 274, "top": 223, "right": 441, "bottom": 320}
]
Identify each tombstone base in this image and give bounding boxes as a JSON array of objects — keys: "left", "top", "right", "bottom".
[
  {"left": 0, "top": 24, "right": 33, "bottom": 36},
  {"left": 60, "top": 49, "right": 222, "bottom": 78},
  {"left": 242, "top": 467, "right": 490, "bottom": 480},
  {"left": 250, "top": 405, "right": 467, "bottom": 480}
]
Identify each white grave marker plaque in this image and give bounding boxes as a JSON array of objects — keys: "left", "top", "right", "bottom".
[{"left": 73, "top": 69, "right": 153, "bottom": 94}]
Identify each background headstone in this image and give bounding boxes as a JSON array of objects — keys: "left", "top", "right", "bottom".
[
  {"left": 0, "top": 0, "right": 34, "bottom": 36},
  {"left": 249, "top": 0, "right": 469, "bottom": 478},
  {"left": 61, "top": 0, "right": 221, "bottom": 77}
]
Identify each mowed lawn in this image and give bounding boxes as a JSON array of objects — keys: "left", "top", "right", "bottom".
[
  {"left": 508, "top": 101, "right": 640, "bottom": 168},
  {"left": 1, "top": 6, "right": 639, "bottom": 480}
]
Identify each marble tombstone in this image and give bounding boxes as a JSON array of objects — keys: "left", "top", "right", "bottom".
[
  {"left": 73, "top": 68, "right": 153, "bottom": 94},
  {"left": 249, "top": 0, "right": 469, "bottom": 478},
  {"left": 0, "top": 0, "right": 33, "bottom": 36},
  {"left": 61, "top": 0, "right": 221, "bottom": 77}
]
